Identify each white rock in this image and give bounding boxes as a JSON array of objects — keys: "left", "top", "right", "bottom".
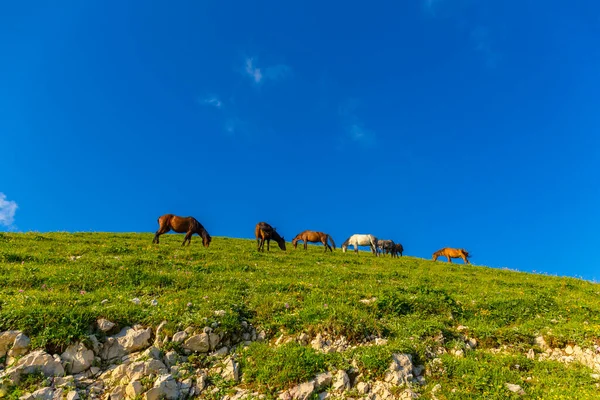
[
  {"left": 313, "top": 372, "right": 332, "bottom": 390},
  {"left": 97, "top": 318, "right": 116, "bottom": 332},
  {"left": 7, "top": 333, "right": 31, "bottom": 364},
  {"left": 505, "top": 383, "right": 525, "bottom": 395},
  {"left": 527, "top": 349, "right": 535, "bottom": 360},
  {"left": 153, "top": 374, "right": 180, "bottom": 400},
  {"left": 0, "top": 331, "right": 21, "bottom": 358},
  {"left": 356, "top": 382, "right": 370, "bottom": 394},
  {"left": 9, "top": 350, "right": 65, "bottom": 380},
  {"left": 183, "top": 334, "right": 210, "bottom": 353},
  {"left": 172, "top": 331, "right": 188, "bottom": 344},
  {"left": 332, "top": 370, "right": 350, "bottom": 392},
  {"left": 109, "top": 385, "right": 126, "bottom": 400},
  {"left": 214, "top": 310, "right": 226, "bottom": 317},
  {"left": 221, "top": 357, "right": 240, "bottom": 381},
  {"left": 150, "top": 299, "right": 158, "bottom": 306},
  {"left": 30, "top": 387, "right": 54, "bottom": 400},
  {"left": 280, "top": 381, "right": 315, "bottom": 400},
  {"left": 565, "top": 345, "right": 574, "bottom": 355},
  {"left": 101, "top": 327, "right": 152, "bottom": 361},
  {"left": 534, "top": 336, "right": 549, "bottom": 351},
  {"left": 61, "top": 343, "right": 94, "bottom": 374},
  {"left": 163, "top": 351, "right": 180, "bottom": 368},
  {"left": 131, "top": 298, "right": 141, "bottom": 305},
  {"left": 66, "top": 391, "right": 79, "bottom": 400},
  {"left": 126, "top": 381, "right": 143, "bottom": 399},
  {"left": 384, "top": 353, "right": 413, "bottom": 385},
  {"left": 211, "top": 346, "right": 229, "bottom": 357}
]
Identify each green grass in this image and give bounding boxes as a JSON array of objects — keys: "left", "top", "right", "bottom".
[{"left": 1, "top": 232, "right": 599, "bottom": 398}]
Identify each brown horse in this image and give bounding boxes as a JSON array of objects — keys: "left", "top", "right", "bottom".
[
  {"left": 432, "top": 247, "right": 470, "bottom": 264},
  {"left": 292, "top": 230, "right": 336, "bottom": 252},
  {"left": 152, "top": 214, "right": 212, "bottom": 247},
  {"left": 390, "top": 243, "right": 404, "bottom": 258},
  {"left": 255, "top": 222, "right": 286, "bottom": 252}
]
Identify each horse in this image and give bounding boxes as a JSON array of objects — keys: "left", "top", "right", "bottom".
[
  {"left": 341, "top": 234, "right": 378, "bottom": 255},
  {"left": 432, "top": 247, "right": 470, "bottom": 264},
  {"left": 391, "top": 243, "right": 404, "bottom": 258},
  {"left": 292, "top": 230, "right": 336, "bottom": 252},
  {"left": 376, "top": 239, "right": 395, "bottom": 256},
  {"left": 255, "top": 222, "right": 286, "bottom": 252},
  {"left": 152, "top": 214, "right": 212, "bottom": 247}
]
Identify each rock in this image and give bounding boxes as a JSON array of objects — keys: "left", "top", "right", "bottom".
[
  {"left": 97, "top": 318, "right": 116, "bottom": 332},
  {"left": 356, "top": 382, "right": 370, "bottom": 394},
  {"left": 30, "top": 387, "right": 54, "bottom": 400},
  {"left": 332, "top": 370, "right": 350, "bottom": 392},
  {"left": 385, "top": 353, "right": 414, "bottom": 386},
  {"left": 101, "top": 299, "right": 109, "bottom": 304},
  {"left": 466, "top": 338, "right": 477, "bottom": 349},
  {"left": 150, "top": 300, "right": 158, "bottom": 307},
  {"left": 221, "top": 357, "right": 240, "bottom": 381},
  {"left": 0, "top": 331, "right": 21, "bottom": 358},
  {"left": 565, "top": 345, "right": 574, "bottom": 355},
  {"left": 131, "top": 298, "right": 141, "bottom": 305},
  {"left": 527, "top": 349, "right": 535, "bottom": 360},
  {"left": 144, "top": 387, "right": 162, "bottom": 400},
  {"left": 281, "top": 381, "right": 315, "bottom": 400},
  {"left": 534, "top": 336, "right": 549, "bottom": 351},
  {"left": 153, "top": 374, "right": 179, "bottom": 400},
  {"left": 208, "top": 333, "right": 220, "bottom": 350},
  {"left": 183, "top": 334, "right": 210, "bottom": 353},
  {"left": 7, "top": 350, "right": 65, "bottom": 382},
  {"left": 214, "top": 310, "right": 226, "bottom": 317},
  {"left": 505, "top": 383, "right": 525, "bottom": 395},
  {"left": 399, "top": 388, "right": 419, "bottom": 399},
  {"left": 195, "top": 372, "right": 207, "bottom": 394},
  {"left": 7, "top": 333, "right": 31, "bottom": 364},
  {"left": 53, "top": 376, "right": 75, "bottom": 389},
  {"left": 142, "top": 346, "right": 162, "bottom": 360},
  {"left": 172, "top": 331, "right": 188, "bottom": 344},
  {"left": 153, "top": 320, "right": 168, "bottom": 348},
  {"left": 101, "top": 327, "right": 152, "bottom": 361},
  {"left": 313, "top": 372, "right": 332, "bottom": 390},
  {"left": 87, "top": 335, "right": 101, "bottom": 355},
  {"left": 163, "top": 351, "right": 180, "bottom": 368},
  {"left": 61, "top": 343, "right": 94, "bottom": 374},
  {"left": 110, "top": 385, "right": 126, "bottom": 400},
  {"left": 65, "top": 391, "right": 79, "bottom": 400},
  {"left": 451, "top": 349, "right": 464, "bottom": 358},
  {"left": 180, "top": 378, "right": 192, "bottom": 399},
  {"left": 126, "top": 381, "right": 143, "bottom": 399},
  {"left": 211, "top": 346, "right": 229, "bottom": 357}
]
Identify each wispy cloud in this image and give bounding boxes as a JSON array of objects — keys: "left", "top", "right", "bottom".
[
  {"left": 202, "top": 96, "right": 222, "bottom": 109},
  {"left": 0, "top": 193, "right": 18, "bottom": 229},
  {"left": 471, "top": 26, "right": 500, "bottom": 68},
  {"left": 338, "top": 98, "right": 376, "bottom": 148},
  {"left": 244, "top": 57, "right": 291, "bottom": 84}
]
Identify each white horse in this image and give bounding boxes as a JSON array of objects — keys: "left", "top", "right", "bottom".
[{"left": 341, "top": 234, "right": 378, "bottom": 255}]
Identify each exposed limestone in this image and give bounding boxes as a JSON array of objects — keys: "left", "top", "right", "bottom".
[
  {"left": 0, "top": 330, "right": 20, "bottom": 358},
  {"left": 152, "top": 374, "right": 179, "bottom": 400},
  {"left": 221, "top": 357, "right": 240, "bottom": 381},
  {"left": 332, "top": 370, "right": 350, "bottom": 392},
  {"left": 505, "top": 383, "right": 525, "bottom": 395},
  {"left": 97, "top": 318, "right": 116, "bottom": 332},
  {"left": 384, "top": 353, "right": 414, "bottom": 386},
  {"left": 183, "top": 334, "right": 210, "bottom": 353},
  {"left": 61, "top": 343, "right": 94, "bottom": 374},
  {"left": 126, "top": 381, "right": 143, "bottom": 399},
  {"left": 172, "top": 331, "right": 187, "bottom": 344},
  {"left": 101, "top": 327, "right": 152, "bottom": 361}
]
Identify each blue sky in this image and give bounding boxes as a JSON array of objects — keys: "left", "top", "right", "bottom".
[{"left": 2, "top": 1, "right": 599, "bottom": 281}]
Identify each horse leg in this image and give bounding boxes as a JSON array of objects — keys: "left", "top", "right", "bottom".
[
  {"left": 152, "top": 226, "right": 171, "bottom": 244},
  {"left": 304, "top": 240, "right": 308, "bottom": 250},
  {"left": 267, "top": 239, "right": 270, "bottom": 251},
  {"left": 447, "top": 256, "right": 452, "bottom": 263},
  {"left": 182, "top": 232, "right": 192, "bottom": 246}
]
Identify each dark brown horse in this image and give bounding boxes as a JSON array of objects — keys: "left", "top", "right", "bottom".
[
  {"left": 255, "top": 222, "right": 286, "bottom": 252},
  {"left": 152, "top": 214, "right": 212, "bottom": 247},
  {"left": 432, "top": 247, "right": 470, "bottom": 264},
  {"left": 391, "top": 243, "right": 404, "bottom": 258},
  {"left": 292, "top": 230, "right": 336, "bottom": 252}
]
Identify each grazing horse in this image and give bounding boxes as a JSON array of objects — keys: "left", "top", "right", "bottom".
[
  {"left": 376, "top": 239, "right": 395, "bottom": 256},
  {"left": 341, "top": 234, "right": 378, "bottom": 255},
  {"left": 255, "top": 222, "right": 286, "bottom": 252},
  {"left": 391, "top": 243, "right": 404, "bottom": 258},
  {"left": 292, "top": 230, "right": 336, "bottom": 252},
  {"left": 152, "top": 214, "right": 212, "bottom": 247},
  {"left": 432, "top": 248, "right": 470, "bottom": 264}
]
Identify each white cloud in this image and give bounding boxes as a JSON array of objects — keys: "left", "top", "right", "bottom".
[
  {"left": 244, "top": 57, "right": 291, "bottom": 84},
  {"left": 0, "top": 193, "right": 17, "bottom": 228},
  {"left": 203, "top": 96, "right": 222, "bottom": 108},
  {"left": 338, "top": 99, "right": 376, "bottom": 147},
  {"left": 245, "top": 58, "right": 263, "bottom": 83}
]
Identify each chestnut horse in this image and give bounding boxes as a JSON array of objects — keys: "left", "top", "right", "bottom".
[
  {"left": 292, "top": 230, "right": 336, "bottom": 252},
  {"left": 152, "top": 214, "right": 212, "bottom": 247},
  {"left": 255, "top": 222, "right": 286, "bottom": 252},
  {"left": 432, "top": 247, "right": 470, "bottom": 264}
]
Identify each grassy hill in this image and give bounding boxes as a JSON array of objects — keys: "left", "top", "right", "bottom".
[{"left": 1, "top": 232, "right": 599, "bottom": 398}]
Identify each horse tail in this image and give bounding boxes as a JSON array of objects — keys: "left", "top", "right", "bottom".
[{"left": 327, "top": 234, "right": 336, "bottom": 250}]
